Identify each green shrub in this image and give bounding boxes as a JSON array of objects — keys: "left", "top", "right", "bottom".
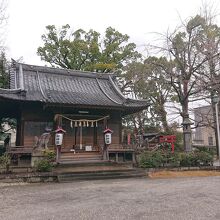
[
  {"left": 139, "top": 150, "right": 214, "bottom": 168},
  {"left": 139, "top": 150, "right": 164, "bottom": 168},
  {"left": 166, "top": 152, "right": 180, "bottom": 167},
  {"left": 194, "top": 146, "right": 216, "bottom": 156},
  {"left": 179, "top": 152, "right": 213, "bottom": 167},
  {"left": 174, "top": 132, "right": 184, "bottom": 151},
  {"left": 139, "top": 150, "right": 182, "bottom": 168},
  {"left": 43, "top": 150, "right": 56, "bottom": 162},
  {"left": 196, "top": 151, "right": 213, "bottom": 166},
  {"left": 35, "top": 159, "right": 53, "bottom": 172},
  {"left": 179, "top": 153, "right": 198, "bottom": 167},
  {"left": 34, "top": 150, "right": 55, "bottom": 172},
  {"left": 195, "top": 146, "right": 209, "bottom": 152}
]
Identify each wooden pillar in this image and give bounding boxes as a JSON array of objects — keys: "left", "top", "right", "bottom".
[
  {"left": 16, "top": 117, "right": 21, "bottom": 146},
  {"left": 80, "top": 125, "right": 82, "bottom": 149},
  {"left": 58, "top": 115, "right": 62, "bottom": 127},
  {"left": 53, "top": 114, "right": 63, "bottom": 148},
  {"left": 115, "top": 152, "right": 119, "bottom": 162},
  {"left": 127, "top": 133, "right": 131, "bottom": 145},
  {"left": 53, "top": 114, "right": 59, "bottom": 147},
  {"left": 93, "top": 126, "right": 97, "bottom": 150},
  {"left": 103, "top": 118, "right": 108, "bottom": 160},
  {"left": 16, "top": 116, "right": 24, "bottom": 146},
  {"left": 119, "top": 114, "right": 122, "bottom": 144},
  {"left": 74, "top": 127, "right": 77, "bottom": 146},
  {"left": 20, "top": 120, "right": 24, "bottom": 146},
  {"left": 132, "top": 152, "right": 136, "bottom": 164},
  {"left": 54, "top": 114, "right": 60, "bottom": 128}
]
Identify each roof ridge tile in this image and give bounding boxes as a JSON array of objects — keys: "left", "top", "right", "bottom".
[{"left": 15, "top": 61, "right": 114, "bottom": 79}]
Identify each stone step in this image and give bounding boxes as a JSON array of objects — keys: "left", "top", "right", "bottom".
[
  {"left": 61, "top": 151, "right": 100, "bottom": 155},
  {"left": 56, "top": 168, "right": 135, "bottom": 175},
  {"left": 55, "top": 162, "right": 134, "bottom": 171},
  {"left": 60, "top": 159, "right": 103, "bottom": 164},
  {"left": 60, "top": 159, "right": 103, "bottom": 162},
  {"left": 57, "top": 169, "right": 146, "bottom": 182},
  {"left": 61, "top": 157, "right": 102, "bottom": 160},
  {"left": 60, "top": 152, "right": 103, "bottom": 163},
  {"left": 61, "top": 152, "right": 101, "bottom": 158},
  {"left": 61, "top": 154, "right": 102, "bottom": 158},
  {"left": 60, "top": 155, "right": 102, "bottom": 161},
  {"left": 56, "top": 160, "right": 122, "bottom": 167}
]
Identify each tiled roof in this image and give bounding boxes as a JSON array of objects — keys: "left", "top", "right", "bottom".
[{"left": 0, "top": 61, "right": 149, "bottom": 112}]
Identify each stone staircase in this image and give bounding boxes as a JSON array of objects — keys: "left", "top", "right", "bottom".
[
  {"left": 55, "top": 162, "right": 147, "bottom": 182},
  {"left": 57, "top": 169, "right": 147, "bottom": 182},
  {"left": 60, "top": 151, "right": 102, "bottom": 164},
  {"left": 55, "top": 150, "right": 147, "bottom": 181}
]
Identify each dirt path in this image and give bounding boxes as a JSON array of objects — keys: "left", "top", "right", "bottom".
[
  {"left": 149, "top": 170, "right": 220, "bottom": 179},
  {"left": 1, "top": 177, "right": 220, "bottom": 219}
]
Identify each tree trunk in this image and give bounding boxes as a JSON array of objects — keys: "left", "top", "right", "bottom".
[{"left": 160, "top": 106, "right": 170, "bottom": 133}]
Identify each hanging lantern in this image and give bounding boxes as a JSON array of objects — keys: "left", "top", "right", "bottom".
[
  {"left": 91, "top": 121, "right": 94, "bottom": 127},
  {"left": 95, "top": 121, "right": 98, "bottom": 127},
  {"left": 74, "top": 121, "right": 78, "bottom": 127},
  {"left": 79, "top": 121, "right": 82, "bottom": 127},
  {"left": 87, "top": 121, "right": 89, "bottom": 127},
  {"left": 70, "top": 120, "right": 73, "bottom": 128},
  {"left": 83, "top": 121, "right": 86, "bottom": 127}
]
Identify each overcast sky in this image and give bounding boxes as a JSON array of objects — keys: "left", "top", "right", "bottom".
[{"left": 5, "top": 0, "right": 220, "bottom": 65}]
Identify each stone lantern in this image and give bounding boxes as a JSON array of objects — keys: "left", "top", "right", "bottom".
[{"left": 181, "top": 114, "right": 193, "bottom": 152}]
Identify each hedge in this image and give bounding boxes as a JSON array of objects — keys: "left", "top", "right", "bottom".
[{"left": 139, "top": 150, "right": 213, "bottom": 168}]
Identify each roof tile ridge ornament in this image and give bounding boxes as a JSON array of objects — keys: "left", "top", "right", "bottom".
[
  {"left": 18, "top": 63, "right": 27, "bottom": 96},
  {"left": 36, "top": 70, "right": 48, "bottom": 101},
  {"left": 0, "top": 60, "right": 26, "bottom": 96},
  {"left": 16, "top": 62, "right": 110, "bottom": 79},
  {"left": 18, "top": 64, "right": 25, "bottom": 90},
  {"left": 95, "top": 77, "right": 123, "bottom": 105},
  {"left": 10, "top": 59, "right": 17, "bottom": 89}
]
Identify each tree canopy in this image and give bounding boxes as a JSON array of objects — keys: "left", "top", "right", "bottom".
[
  {"left": 0, "top": 0, "right": 8, "bottom": 89},
  {"left": 37, "top": 25, "right": 141, "bottom": 73},
  {"left": 0, "top": 52, "right": 8, "bottom": 88},
  {"left": 122, "top": 57, "right": 174, "bottom": 133}
]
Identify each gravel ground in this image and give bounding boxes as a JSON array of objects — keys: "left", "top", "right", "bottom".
[{"left": 1, "top": 176, "right": 220, "bottom": 220}]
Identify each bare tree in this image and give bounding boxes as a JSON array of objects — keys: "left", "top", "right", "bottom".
[{"left": 151, "top": 14, "right": 220, "bottom": 152}]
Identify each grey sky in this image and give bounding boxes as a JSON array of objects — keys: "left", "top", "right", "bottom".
[{"left": 6, "top": 0, "right": 219, "bottom": 65}]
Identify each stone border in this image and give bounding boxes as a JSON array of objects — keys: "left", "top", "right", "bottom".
[
  {"left": 0, "top": 166, "right": 220, "bottom": 184},
  {"left": 0, "top": 172, "right": 58, "bottom": 183},
  {"left": 143, "top": 166, "right": 220, "bottom": 172}
]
